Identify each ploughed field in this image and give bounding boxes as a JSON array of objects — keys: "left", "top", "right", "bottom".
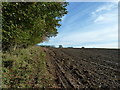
[{"left": 44, "top": 48, "right": 120, "bottom": 88}]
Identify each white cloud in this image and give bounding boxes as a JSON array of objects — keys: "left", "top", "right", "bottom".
[
  {"left": 92, "top": 2, "right": 118, "bottom": 23},
  {"left": 94, "top": 12, "right": 117, "bottom": 23},
  {"left": 40, "top": 22, "right": 118, "bottom": 48},
  {"left": 94, "top": 15, "right": 104, "bottom": 22},
  {"left": 95, "top": 3, "right": 116, "bottom": 13},
  {"left": 54, "top": 24, "right": 118, "bottom": 47},
  {"left": 92, "top": 2, "right": 118, "bottom": 15}
]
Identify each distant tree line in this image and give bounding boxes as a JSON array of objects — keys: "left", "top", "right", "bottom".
[
  {"left": 2, "top": 2, "right": 68, "bottom": 51},
  {"left": 40, "top": 45, "right": 56, "bottom": 48},
  {"left": 68, "top": 47, "right": 73, "bottom": 48}
]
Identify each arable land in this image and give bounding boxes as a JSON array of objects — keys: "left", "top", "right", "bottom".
[{"left": 44, "top": 48, "right": 120, "bottom": 88}]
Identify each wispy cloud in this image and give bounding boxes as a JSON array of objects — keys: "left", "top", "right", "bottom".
[
  {"left": 92, "top": 3, "right": 117, "bottom": 15},
  {"left": 92, "top": 2, "right": 118, "bottom": 23},
  {"left": 58, "top": 25, "right": 117, "bottom": 43},
  {"left": 94, "top": 15, "right": 104, "bottom": 23},
  {"left": 94, "top": 12, "right": 117, "bottom": 23},
  {"left": 42, "top": 24, "right": 118, "bottom": 48}
]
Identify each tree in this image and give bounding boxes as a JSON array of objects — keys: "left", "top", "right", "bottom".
[
  {"left": 59, "top": 45, "right": 63, "bottom": 48},
  {"left": 2, "top": 2, "right": 68, "bottom": 51}
]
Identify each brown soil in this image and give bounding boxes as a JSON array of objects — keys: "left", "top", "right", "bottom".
[{"left": 44, "top": 47, "right": 120, "bottom": 88}]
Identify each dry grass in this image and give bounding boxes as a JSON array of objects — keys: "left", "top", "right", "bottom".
[{"left": 2, "top": 46, "right": 55, "bottom": 88}]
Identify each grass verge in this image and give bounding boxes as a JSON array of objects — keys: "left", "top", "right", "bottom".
[{"left": 2, "top": 46, "right": 55, "bottom": 88}]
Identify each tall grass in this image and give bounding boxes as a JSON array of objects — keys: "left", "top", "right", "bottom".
[{"left": 2, "top": 46, "right": 55, "bottom": 88}]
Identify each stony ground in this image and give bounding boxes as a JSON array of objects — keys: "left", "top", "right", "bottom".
[{"left": 44, "top": 47, "right": 120, "bottom": 88}]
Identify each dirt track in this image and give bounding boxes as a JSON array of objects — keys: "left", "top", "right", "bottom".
[{"left": 44, "top": 48, "right": 120, "bottom": 88}]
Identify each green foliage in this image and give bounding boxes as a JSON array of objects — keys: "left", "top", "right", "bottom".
[{"left": 2, "top": 2, "right": 68, "bottom": 50}]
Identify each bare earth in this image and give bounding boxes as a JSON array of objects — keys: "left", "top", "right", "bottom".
[{"left": 44, "top": 47, "right": 120, "bottom": 88}]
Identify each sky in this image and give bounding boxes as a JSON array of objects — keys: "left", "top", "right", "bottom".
[{"left": 38, "top": 2, "right": 118, "bottom": 48}]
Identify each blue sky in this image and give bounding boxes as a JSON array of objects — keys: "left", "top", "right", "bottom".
[{"left": 39, "top": 2, "right": 118, "bottom": 48}]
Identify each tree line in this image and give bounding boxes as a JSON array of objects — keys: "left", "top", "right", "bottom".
[{"left": 2, "top": 2, "right": 68, "bottom": 51}]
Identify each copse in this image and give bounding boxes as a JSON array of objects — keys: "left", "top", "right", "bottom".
[{"left": 2, "top": 2, "right": 68, "bottom": 51}]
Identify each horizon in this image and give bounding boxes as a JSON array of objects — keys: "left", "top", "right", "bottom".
[
  {"left": 38, "top": 44, "right": 119, "bottom": 49},
  {"left": 38, "top": 2, "right": 118, "bottom": 48}
]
